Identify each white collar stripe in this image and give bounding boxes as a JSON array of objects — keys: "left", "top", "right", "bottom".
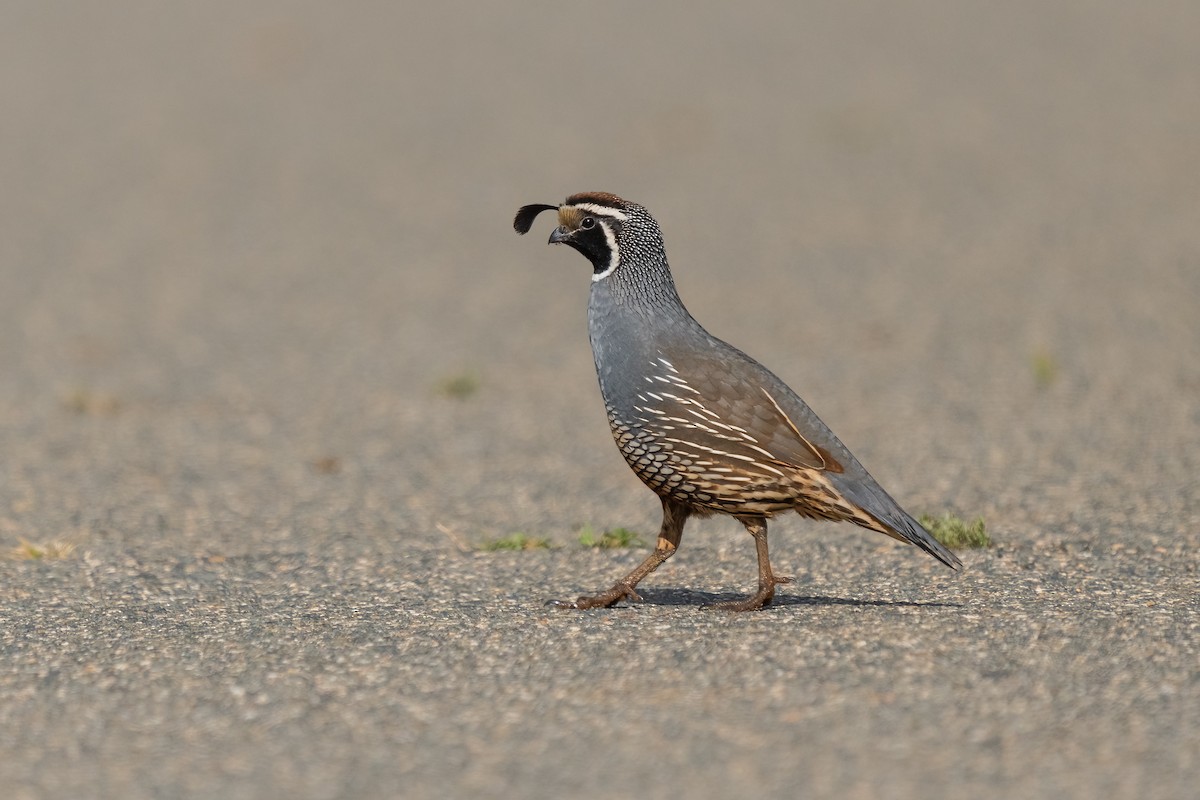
[
  {"left": 591, "top": 220, "right": 620, "bottom": 282},
  {"left": 568, "top": 203, "right": 629, "bottom": 221}
]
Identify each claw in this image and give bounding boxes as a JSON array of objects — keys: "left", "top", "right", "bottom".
[
  {"left": 705, "top": 595, "right": 772, "bottom": 612},
  {"left": 555, "top": 583, "right": 642, "bottom": 610},
  {"left": 704, "top": 583, "right": 777, "bottom": 612}
]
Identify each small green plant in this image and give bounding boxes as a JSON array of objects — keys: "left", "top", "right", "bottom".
[
  {"left": 438, "top": 371, "right": 481, "bottom": 399},
  {"left": 1031, "top": 350, "right": 1059, "bottom": 389},
  {"left": 479, "top": 533, "right": 552, "bottom": 551},
  {"left": 7, "top": 539, "right": 77, "bottom": 561},
  {"left": 63, "top": 387, "right": 121, "bottom": 415},
  {"left": 919, "top": 513, "right": 991, "bottom": 549},
  {"left": 578, "top": 525, "right": 645, "bottom": 549},
  {"left": 310, "top": 455, "right": 342, "bottom": 474}
]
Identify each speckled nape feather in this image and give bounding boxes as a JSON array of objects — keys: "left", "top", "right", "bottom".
[{"left": 514, "top": 191, "right": 961, "bottom": 611}]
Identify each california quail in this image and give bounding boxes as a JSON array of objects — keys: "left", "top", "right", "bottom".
[{"left": 514, "top": 192, "right": 960, "bottom": 611}]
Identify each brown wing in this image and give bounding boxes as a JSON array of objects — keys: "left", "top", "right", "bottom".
[{"left": 628, "top": 349, "right": 834, "bottom": 480}]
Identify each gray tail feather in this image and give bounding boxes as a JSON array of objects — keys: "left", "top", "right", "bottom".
[
  {"left": 833, "top": 476, "right": 962, "bottom": 569},
  {"left": 873, "top": 506, "right": 962, "bottom": 570}
]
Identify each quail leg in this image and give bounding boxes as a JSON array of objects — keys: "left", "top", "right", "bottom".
[
  {"left": 709, "top": 517, "right": 792, "bottom": 611},
  {"left": 552, "top": 497, "right": 689, "bottom": 609}
]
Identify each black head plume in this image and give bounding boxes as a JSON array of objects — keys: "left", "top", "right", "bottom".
[{"left": 513, "top": 203, "right": 558, "bottom": 234}]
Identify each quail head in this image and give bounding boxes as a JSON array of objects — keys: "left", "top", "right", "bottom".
[{"left": 514, "top": 192, "right": 960, "bottom": 611}]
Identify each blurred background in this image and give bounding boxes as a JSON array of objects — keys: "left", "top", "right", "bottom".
[
  {"left": 1, "top": 2, "right": 1198, "bottom": 798},
  {"left": 2, "top": 1, "right": 1196, "bottom": 557}
]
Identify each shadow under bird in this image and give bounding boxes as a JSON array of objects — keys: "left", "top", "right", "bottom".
[{"left": 514, "top": 192, "right": 960, "bottom": 611}]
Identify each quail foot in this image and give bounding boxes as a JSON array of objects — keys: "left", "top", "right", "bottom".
[{"left": 514, "top": 192, "right": 960, "bottom": 611}]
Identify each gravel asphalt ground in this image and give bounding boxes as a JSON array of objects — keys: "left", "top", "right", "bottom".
[{"left": 2, "top": 3, "right": 1197, "bottom": 799}]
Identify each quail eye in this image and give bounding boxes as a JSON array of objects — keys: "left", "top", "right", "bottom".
[{"left": 580, "top": 217, "right": 596, "bottom": 230}]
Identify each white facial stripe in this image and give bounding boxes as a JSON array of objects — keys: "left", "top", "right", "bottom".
[
  {"left": 568, "top": 203, "right": 629, "bottom": 221},
  {"left": 591, "top": 219, "right": 620, "bottom": 281}
]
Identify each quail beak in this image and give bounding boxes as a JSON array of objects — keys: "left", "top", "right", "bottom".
[{"left": 548, "top": 226, "right": 571, "bottom": 245}]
